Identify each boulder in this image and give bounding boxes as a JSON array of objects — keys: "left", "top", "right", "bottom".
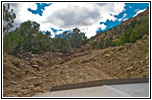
[
  {"left": 31, "top": 65, "right": 39, "bottom": 68},
  {"left": 126, "top": 66, "right": 134, "bottom": 71},
  {"left": 103, "top": 54, "right": 110, "bottom": 58}
]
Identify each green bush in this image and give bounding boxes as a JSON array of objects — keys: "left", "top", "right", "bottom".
[
  {"left": 3, "top": 31, "right": 22, "bottom": 54},
  {"left": 91, "top": 41, "right": 97, "bottom": 49},
  {"left": 105, "top": 38, "right": 114, "bottom": 47},
  {"left": 130, "top": 18, "right": 149, "bottom": 42},
  {"left": 91, "top": 18, "right": 149, "bottom": 49},
  {"left": 113, "top": 18, "right": 149, "bottom": 46},
  {"left": 97, "top": 39, "right": 104, "bottom": 49}
]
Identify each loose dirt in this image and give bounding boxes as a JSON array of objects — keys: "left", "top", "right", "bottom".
[{"left": 3, "top": 35, "right": 149, "bottom": 97}]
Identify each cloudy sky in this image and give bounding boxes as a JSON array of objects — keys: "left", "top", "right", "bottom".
[{"left": 5, "top": 2, "right": 149, "bottom": 38}]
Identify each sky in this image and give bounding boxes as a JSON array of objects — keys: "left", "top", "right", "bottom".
[{"left": 6, "top": 2, "right": 149, "bottom": 38}]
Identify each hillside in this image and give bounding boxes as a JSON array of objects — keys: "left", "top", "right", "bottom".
[
  {"left": 3, "top": 7, "right": 149, "bottom": 97},
  {"left": 88, "top": 7, "right": 149, "bottom": 45},
  {"left": 3, "top": 34, "right": 149, "bottom": 97}
]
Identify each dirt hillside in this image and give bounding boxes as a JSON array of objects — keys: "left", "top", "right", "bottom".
[{"left": 3, "top": 34, "right": 149, "bottom": 97}]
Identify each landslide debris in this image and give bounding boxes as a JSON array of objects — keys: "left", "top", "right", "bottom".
[{"left": 3, "top": 35, "right": 149, "bottom": 97}]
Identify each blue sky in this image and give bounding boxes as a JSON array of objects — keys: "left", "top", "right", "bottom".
[
  {"left": 96, "top": 3, "right": 149, "bottom": 33},
  {"left": 28, "top": 3, "right": 51, "bottom": 16},
  {"left": 9, "top": 2, "right": 149, "bottom": 38}
]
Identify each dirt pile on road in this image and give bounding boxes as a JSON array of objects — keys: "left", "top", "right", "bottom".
[{"left": 3, "top": 35, "right": 149, "bottom": 97}]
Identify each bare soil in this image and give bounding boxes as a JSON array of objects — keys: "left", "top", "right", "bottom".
[{"left": 3, "top": 35, "right": 149, "bottom": 97}]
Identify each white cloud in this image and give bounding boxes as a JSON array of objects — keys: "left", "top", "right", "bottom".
[
  {"left": 123, "top": 18, "right": 128, "bottom": 21},
  {"left": 118, "top": 13, "right": 127, "bottom": 22},
  {"left": 100, "top": 24, "right": 107, "bottom": 30},
  {"left": 135, "top": 9, "right": 139, "bottom": 12},
  {"left": 9, "top": 2, "right": 125, "bottom": 38},
  {"left": 134, "top": 8, "right": 146, "bottom": 17},
  {"left": 79, "top": 23, "right": 107, "bottom": 38},
  {"left": 118, "top": 18, "right": 122, "bottom": 22}
]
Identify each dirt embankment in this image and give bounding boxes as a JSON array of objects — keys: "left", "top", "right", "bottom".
[{"left": 3, "top": 35, "right": 149, "bottom": 97}]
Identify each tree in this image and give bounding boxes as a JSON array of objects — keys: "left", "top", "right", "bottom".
[
  {"left": 130, "top": 18, "right": 149, "bottom": 42},
  {"left": 80, "top": 32, "right": 87, "bottom": 45},
  {"left": 52, "top": 36, "right": 69, "bottom": 53},
  {"left": 19, "top": 20, "right": 40, "bottom": 36},
  {"left": 45, "top": 31, "right": 51, "bottom": 37},
  {"left": 91, "top": 41, "right": 97, "bottom": 49},
  {"left": 97, "top": 39, "right": 104, "bottom": 49},
  {"left": 62, "top": 31, "right": 71, "bottom": 40},
  {"left": 70, "top": 28, "right": 81, "bottom": 48},
  {"left": 70, "top": 27, "right": 87, "bottom": 48},
  {"left": 105, "top": 38, "right": 114, "bottom": 47},
  {"left": 3, "top": 31, "right": 22, "bottom": 54},
  {"left": 8, "top": 20, "right": 51, "bottom": 54},
  {"left": 3, "top": 4, "right": 16, "bottom": 35}
]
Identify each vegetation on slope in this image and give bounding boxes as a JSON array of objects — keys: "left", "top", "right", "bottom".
[{"left": 91, "top": 18, "right": 149, "bottom": 49}]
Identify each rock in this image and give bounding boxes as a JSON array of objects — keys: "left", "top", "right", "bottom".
[
  {"left": 16, "top": 54, "right": 22, "bottom": 58},
  {"left": 31, "top": 65, "right": 39, "bottom": 68},
  {"left": 22, "top": 52, "right": 32, "bottom": 58},
  {"left": 136, "top": 40, "right": 142, "bottom": 45},
  {"left": 103, "top": 54, "right": 110, "bottom": 58},
  {"left": 25, "top": 69, "right": 37, "bottom": 75},
  {"left": 43, "top": 55, "right": 48, "bottom": 60},
  {"left": 126, "top": 66, "right": 134, "bottom": 71},
  {"left": 118, "top": 46, "right": 124, "bottom": 50},
  {"left": 110, "top": 51, "right": 114, "bottom": 54},
  {"left": 19, "top": 63, "right": 25, "bottom": 67},
  {"left": 34, "top": 83, "right": 41, "bottom": 87},
  {"left": 142, "top": 35, "right": 148, "bottom": 40},
  {"left": 31, "top": 54, "right": 36, "bottom": 57},
  {"left": 31, "top": 65, "right": 40, "bottom": 70},
  {"left": 30, "top": 58, "right": 38, "bottom": 65},
  {"left": 34, "top": 86, "right": 41, "bottom": 92},
  {"left": 10, "top": 81, "right": 17, "bottom": 85},
  {"left": 52, "top": 65, "right": 60, "bottom": 69},
  {"left": 24, "top": 57, "right": 30, "bottom": 61},
  {"left": 27, "top": 85, "right": 35, "bottom": 88},
  {"left": 56, "top": 58, "right": 65, "bottom": 64},
  {"left": 79, "top": 60, "right": 88, "bottom": 64},
  {"left": 25, "top": 77, "right": 38, "bottom": 81},
  {"left": 37, "top": 60, "right": 44, "bottom": 67},
  {"left": 145, "top": 56, "right": 149, "bottom": 60},
  {"left": 145, "top": 65, "right": 149, "bottom": 68}
]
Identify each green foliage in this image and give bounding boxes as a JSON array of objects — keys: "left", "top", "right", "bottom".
[
  {"left": 91, "top": 18, "right": 149, "bottom": 49},
  {"left": 31, "top": 32, "right": 50, "bottom": 54},
  {"left": 116, "top": 18, "right": 149, "bottom": 45},
  {"left": 3, "top": 4, "right": 16, "bottom": 35},
  {"left": 112, "top": 39, "right": 122, "bottom": 46},
  {"left": 3, "top": 31, "right": 22, "bottom": 54},
  {"left": 105, "top": 38, "right": 114, "bottom": 47},
  {"left": 3, "top": 21, "right": 88, "bottom": 54},
  {"left": 3, "top": 5, "right": 88, "bottom": 55},
  {"left": 70, "top": 28, "right": 87, "bottom": 48},
  {"left": 52, "top": 36, "right": 69, "bottom": 53},
  {"left": 4, "top": 20, "right": 51, "bottom": 54},
  {"left": 51, "top": 28, "right": 87, "bottom": 52},
  {"left": 130, "top": 18, "right": 149, "bottom": 42},
  {"left": 97, "top": 39, "right": 104, "bottom": 49},
  {"left": 70, "top": 28, "right": 81, "bottom": 48},
  {"left": 91, "top": 41, "right": 97, "bottom": 49}
]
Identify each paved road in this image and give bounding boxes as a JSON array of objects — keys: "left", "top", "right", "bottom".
[{"left": 34, "top": 83, "right": 149, "bottom": 97}]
